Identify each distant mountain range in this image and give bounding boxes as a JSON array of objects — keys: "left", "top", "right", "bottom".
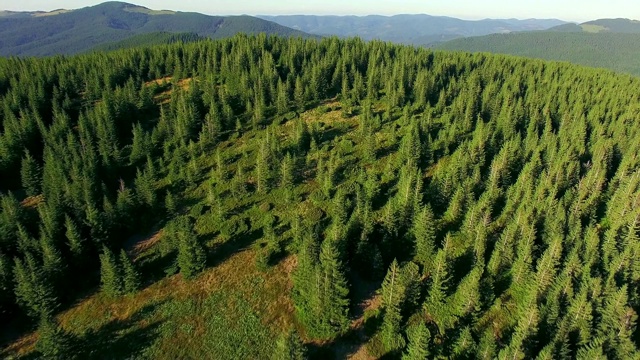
[
  {"left": 259, "top": 15, "right": 567, "bottom": 45},
  {"left": 0, "top": 1, "right": 312, "bottom": 56},
  {"left": 2, "top": 0, "right": 638, "bottom": 78},
  {"left": 436, "top": 19, "right": 640, "bottom": 76}
]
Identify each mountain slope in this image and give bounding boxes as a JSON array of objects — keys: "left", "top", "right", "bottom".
[
  {"left": 436, "top": 32, "right": 640, "bottom": 76},
  {"left": 89, "top": 32, "right": 205, "bottom": 52},
  {"left": 259, "top": 14, "right": 567, "bottom": 44},
  {"left": 0, "top": 1, "right": 311, "bottom": 56}
]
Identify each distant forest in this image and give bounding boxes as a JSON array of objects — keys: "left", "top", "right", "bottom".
[
  {"left": 1, "top": 34, "right": 640, "bottom": 359},
  {"left": 437, "top": 32, "right": 640, "bottom": 76}
]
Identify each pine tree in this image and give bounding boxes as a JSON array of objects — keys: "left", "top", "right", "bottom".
[
  {"left": 280, "top": 152, "right": 295, "bottom": 189},
  {"left": 276, "top": 80, "right": 290, "bottom": 115},
  {"left": 294, "top": 76, "right": 305, "bottom": 112},
  {"left": 13, "top": 254, "right": 57, "bottom": 318},
  {"left": 423, "top": 249, "right": 452, "bottom": 335},
  {"left": 175, "top": 217, "right": 206, "bottom": 279},
  {"left": 256, "top": 138, "right": 273, "bottom": 194},
  {"left": 412, "top": 205, "right": 437, "bottom": 274},
  {"left": 292, "top": 233, "right": 321, "bottom": 336},
  {"left": 99, "top": 246, "right": 122, "bottom": 298},
  {"left": 119, "top": 250, "right": 140, "bottom": 294},
  {"left": 451, "top": 326, "right": 477, "bottom": 358},
  {"left": 317, "top": 238, "right": 350, "bottom": 339},
  {"left": 379, "top": 259, "right": 407, "bottom": 353},
  {"left": 165, "top": 190, "right": 177, "bottom": 216},
  {"left": 403, "top": 323, "right": 430, "bottom": 360},
  {"left": 64, "top": 215, "right": 83, "bottom": 262},
  {"left": 35, "top": 315, "right": 74, "bottom": 360},
  {"left": 20, "top": 151, "right": 41, "bottom": 196}
]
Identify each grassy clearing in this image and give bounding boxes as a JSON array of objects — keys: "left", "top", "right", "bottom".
[
  {"left": 2, "top": 247, "right": 294, "bottom": 359},
  {"left": 580, "top": 24, "right": 607, "bottom": 33}
]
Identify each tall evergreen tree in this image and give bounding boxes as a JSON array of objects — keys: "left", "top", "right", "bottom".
[
  {"left": 13, "top": 253, "right": 57, "bottom": 318},
  {"left": 35, "top": 315, "right": 75, "bottom": 360},
  {"left": 403, "top": 323, "right": 430, "bottom": 360},
  {"left": 175, "top": 217, "right": 206, "bottom": 279},
  {"left": 119, "top": 249, "right": 141, "bottom": 294},
  {"left": 20, "top": 151, "right": 41, "bottom": 197},
  {"left": 99, "top": 246, "right": 122, "bottom": 298}
]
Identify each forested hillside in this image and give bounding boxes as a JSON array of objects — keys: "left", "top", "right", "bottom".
[
  {"left": 0, "top": 2, "right": 311, "bottom": 56},
  {"left": 88, "top": 32, "right": 204, "bottom": 52},
  {"left": 437, "top": 32, "right": 640, "bottom": 76},
  {"left": 1, "top": 34, "right": 640, "bottom": 359},
  {"left": 549, "top": 18, "right": 640, "bottom": 33}
]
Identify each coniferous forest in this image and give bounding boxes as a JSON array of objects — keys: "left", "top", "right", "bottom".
[{"left": 1, "top": 34, "right": 640, "bottom": 359}]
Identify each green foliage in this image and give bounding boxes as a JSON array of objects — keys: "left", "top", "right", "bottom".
[
  {"left": 379, "top": 259, "right": 407, "bottom": 353},
  {"left": 20, "top": 151, "right": 41, "bottom": 197},
  {"left": 2, "top": 33, "right": 640, "bottom": 359},
  {"left": 173, "top": 216, "right": 206, "bottom": 279},
  {"left": 403, "top": 323, "right": 430, "bottom": 360},
  {"left": 292, "top": 234, "right": 350, "bottom": 340},
  {"left": 273, "top": 329, "right": 307, "bottom": 360},
  {"left": 35, "top": 316, "right": 75, "bottom": 360},
  {"left": 99, "top": 246, "right": 122, "bottom": 298},
  {"left": 91, "top": 32, "right": 204, "bottom": 52},
  {"left": 120, "top": 250, "right": 141, "bottom": 294},
  {"left": 13, "top": 253, "right": 57, "bottom": 318}
]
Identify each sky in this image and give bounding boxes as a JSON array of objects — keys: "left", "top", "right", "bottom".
[{"left": 3, "top": 0, "right": 639, "bottom": 22}]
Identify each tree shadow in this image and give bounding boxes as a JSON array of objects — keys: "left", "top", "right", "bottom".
[
  {"left": 71, "top": 301, "right": 165, "bottom": 359},
  {"left": 12, "top": 301, "right": 165, "bottom": 360},
  {"left": 319, "top": 127, "right": 350, "bottom": 146},
  {"left": 206, "top": 221, "right": 264, "bottom": 268}
]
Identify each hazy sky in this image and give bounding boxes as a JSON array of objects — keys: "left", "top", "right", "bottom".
[{"left": 3, "top": 1, "right": 639, "bottom": 22}]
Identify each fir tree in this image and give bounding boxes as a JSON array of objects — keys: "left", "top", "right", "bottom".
[
  {"left": 317, "top": 238, "right": 350, "bottom": 338},
  {"left": 35, "top": 315, "right": 75, "bottom": 360},
  {"left": 378, "top": 259, "right": 421, "bottom": 353},
  {"left": 175, "top": 217, "right": 206, "bottom": 279},
  {"left": 20, "top": 151, "right": 41, "bottom": 197},
  {"left": 412, "top": 205, "right": 437, "bottom": 274},
  {"left": 99, "top": 246, "right": 122, "bottom": 298},
  {"left": 13, "top": 253, "right": 57, "bottom": 318},
  {"left": 403, "top": 323, "right": 430, "bottom": 360},
  {"left": 119, "top": 249, "right": 140, "bottom": 294}
]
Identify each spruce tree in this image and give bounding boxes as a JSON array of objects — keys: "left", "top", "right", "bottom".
[
  {"left": 412, "top": 205, "right": 437, "bottom": 274},
  {"left": 13, "top": 253, "right": 57, "bottom": 318},
  {"left": 175, "top": 217, "right": 206, "bottom": 279},
  {"left": 35, "top": 315, "right": 74, "bottom": 360},
  {"left": 403, "top": 323, "right": 430, "bottom": 360},
  {"left": 99, "top": 246, "right": 122, "bottom": 298},
  {"left": 119, "top": 250, "right": 141, "bottom": 294},
  {"left": 317, "top": 239, "right": 350, "bottom": 339},
  {"left": 20, "top": 151, "right": 41, "bottom": 197},
  {"left": 64, "top": 215, "right": 83, "bottom": 262},
  {"left": 379, "top": 259, "right": 410, "bottom": 353}
]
